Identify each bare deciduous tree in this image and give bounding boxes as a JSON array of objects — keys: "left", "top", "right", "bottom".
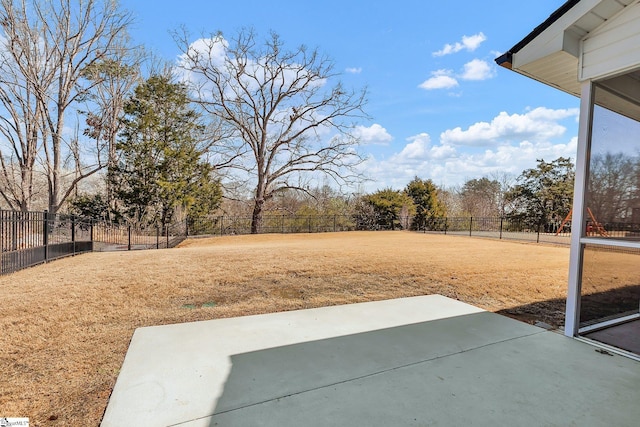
[
  {"left": 489, "top": 171, "right": 515, "bottom": 217},
  {"left": 82, "top": 52, "right": 142, "bottom": 171},
  {"left": 587, "top": 152, "right": 637, "bottom": 223},
  {"left": 0, "top": 0, "right": 49, "bottom": 210},
  {"left": 0, "top": 0, "right": 134, "bottom": 213},
  {"left": 177, "top": 29, "right": 367, "bottom": 233},
  {"left": 459, "top": 177, "right": 501, "bottom": 217},
  {"left": 81, "top": 47, "right": 143, "bottom": 218}
]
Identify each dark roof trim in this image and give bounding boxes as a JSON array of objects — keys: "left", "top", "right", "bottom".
[{"left": 495, "top": 0, "right": 581, "bottom": 69}]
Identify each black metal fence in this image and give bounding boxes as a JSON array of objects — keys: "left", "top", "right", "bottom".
[
  {"left": 1, "top": 210, "right": 93, "bottom": 275},
  {"left": 188, "top": 214, "right": 358, "bottom": 236},
  {"left": 420, "top": 216, "right": 573, "bottom": 245},
  {"left": 92, "top": 221, "right": 187, "bottom": 252},
  {"left": 6, "top": 208, "right": 637, "bottom": 276},
  {"left": 585, "top": 221, "right": 640, "bottom": 239},
  {"left": 420, "top": 216, "right": 640, "bottom": 243},
  {"left": 187, "top": 214, "right": 574, "bottom": 244},
  {"left": 1, "top": 209, "right": 187, "bottom": 275}
]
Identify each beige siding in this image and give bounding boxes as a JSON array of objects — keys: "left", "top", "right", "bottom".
[{"left": 581, "top": 1, "right": 640, "bottom": 81}]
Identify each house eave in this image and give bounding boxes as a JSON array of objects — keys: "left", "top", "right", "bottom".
[{"left": 495, "top": 0, "right": 637, "bottom": 95}]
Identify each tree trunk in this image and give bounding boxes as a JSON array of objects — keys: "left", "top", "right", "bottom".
[
  {"left": 251, "top": 199, "right": 264, "bottom": 234},
  {"left": 19, "top": 165, "right": 33, "bottom": 212}
]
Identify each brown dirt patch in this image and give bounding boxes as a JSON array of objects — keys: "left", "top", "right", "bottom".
[{"left": 1, "top": 231, "right": 570, "bottom": 425}]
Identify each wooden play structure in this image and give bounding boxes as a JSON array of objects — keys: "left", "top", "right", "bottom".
[{"left": 555, "top": 208, "right": 608, "bottom": 237}]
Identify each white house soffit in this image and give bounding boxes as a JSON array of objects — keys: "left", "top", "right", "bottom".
[
  {"left": 512, "top": 0, "right": 601, "bottom": 70},
  {"left": 571, "top": 11, "right": 606, "bottom": 35},
  {"left": 590, "top": 0, "right": 636, "bottom": 20},
  {"left": 516, "top": 51, "right": 581, "bottom": 96},
  {"left": 596, "top": 87, "right": 640, "bottom": 122},
  {"left": 597, "top": 72, "right": 640, "bottom": 121},
  {"left": 511, "top": 0, "right": 637, "bottom": 95},
  {"left": 570, "top": 0, "right": 634, "bottom": 35},
  {"left": 583, "top": 1, "right": 640, "bottom": 44}
]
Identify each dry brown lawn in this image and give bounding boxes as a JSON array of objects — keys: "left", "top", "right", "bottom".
[{"left": 1, "top": 231, "right": 571, "bottom": 426}]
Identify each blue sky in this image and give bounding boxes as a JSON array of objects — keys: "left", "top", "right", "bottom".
[{"left": 120, "top": 0, "right": 579, "bottom": 191}]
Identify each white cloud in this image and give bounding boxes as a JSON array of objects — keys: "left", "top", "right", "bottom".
[
  {"left": 397, "top": 133, "right": 457, "bottom": 161},
  {"left": 360, "top": 135, "right": 577, "bottom": 191},
  {"left": 178, "top": 35, "right": 326, "bottom": 98},
  {"left": 418, "top": 69, "right": 459, "bottom": 90},
  {"left": 433, "top": 32, "right": 487, "bottom": 57},
  {"left": 345, "top": 67, "right": 362, "bottom": 74},
  {"left": 431, "top": 137, "right": 578, "bottom": 185},
  {"left": 353, "top": 124, "right": 393, "bottom": 145},
  {"left": 419, "top": 60, "right": 495, "bottom": 91},
  {"left": 359, "top": 108, "right": 579, "bottom": 191},
  {"left": 440, "top": 107, "right": 579, "bottom": 147},
  {"left": 181, "top": 36, "right": 228, "bottom": 68},
  {"left": 462, "top": 33, "right": 487, "bottom": 51},
  {"left": 460, "top": 59, "right": 495, "bottom": 81},
  {"left": 358, "top": 133, "right": 459, "bottom": 189},
  {"left": 398, "top": 133, "right": 429, "bottom": 159}
]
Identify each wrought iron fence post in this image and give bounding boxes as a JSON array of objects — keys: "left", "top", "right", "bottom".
[
  {"left": 71, "top": 215, "right": 76, "bottom": 254},
  {"left": 166, "top": 225, "right": 169, "bottom": 248},
  {"left": 500, "top": 217, "right": 503, "bottom": 240},
  {"left": 444, "top": 217, "right": 448, "bottom": 235},
  {"left": 43, "top": 210, "right": 49, "bottom": 261},
  {"left": 469, "top": 217, "right": 473, "bottom": 236},
  {"left": 128, "top": 225, "right": 132, "bottom": 251},
  {"left": 12, "top": 211, "right": 18, "bottom": 251},
  {"left": 156, "top": 226, "right": 160, "bottom": 249},
  {"left": 220, "top": 216, "right": 224, "bottom": 236},
  {"left": 308, "top": 216, "right": 311, "bottom": 233}
]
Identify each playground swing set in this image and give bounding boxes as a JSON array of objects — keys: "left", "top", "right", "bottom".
[{"left": 555, "top": 208, "right": 609, "bottom": 237}]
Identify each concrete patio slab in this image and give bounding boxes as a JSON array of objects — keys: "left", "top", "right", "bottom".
[{"left": 101, "top": 295, "right": 640, "bottom": 427}]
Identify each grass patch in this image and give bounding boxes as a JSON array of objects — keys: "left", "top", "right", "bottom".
[{"left": 0, "top": 231, "right": 572, "bottom": 425}]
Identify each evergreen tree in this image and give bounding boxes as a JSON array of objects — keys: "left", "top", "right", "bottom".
[
  {"left": 506, "top": 157, "right": 574, "bottom": 229},
  {"left": 405, "top": 177, "right": 446, "bottom": 230},
  {"left": 112, "top": 75, "right": 221, "bottom": 226},
  {"left": 356, "top": 189, "right": 415, "bottom": 230}
]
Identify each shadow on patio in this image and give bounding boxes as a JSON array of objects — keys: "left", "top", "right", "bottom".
[
  {"left": 498, "top": 284, "right": 640, "bottom": 326},
  {"left": 101, "top": 296, "right": 640, "bottom": 427},
  {"left": 498, "top": 284, "right": 640, "bottom": 356},
  {"left": 209, "top": 312, "right": 639, "bottom": 426}
]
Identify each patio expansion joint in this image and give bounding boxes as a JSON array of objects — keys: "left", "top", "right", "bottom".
[{"left": 167, "top": 327, "right": 547, "bottom": 426}]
